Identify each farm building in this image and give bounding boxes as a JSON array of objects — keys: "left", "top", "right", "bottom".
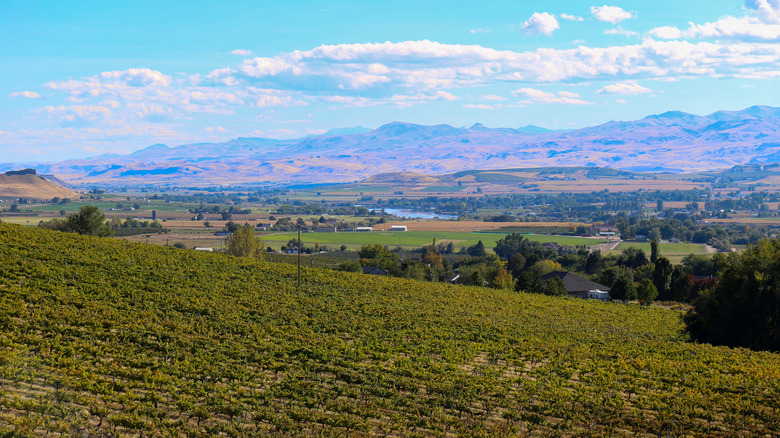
[
  {"left": 540, "top": 271, "right": 611, "bottom": 300},
  {"left": 355, "top": 227, "right": 373, "bottom": 232},
  {"left": 389, "top": 225, "right": 408, "bottom": 232},
  {"left": 194, "top": 247, "right": 213, "bottom": 252},
  {"left": 362, "top": 266, "right": 387, "bottom": 276},
  {"left": 317, "top": 225, "right": 337, "bottom": 232}
]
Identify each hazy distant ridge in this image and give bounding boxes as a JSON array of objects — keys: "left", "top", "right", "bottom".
[{"left": 7, "top": 105, "right": 780, "bottom": 185}]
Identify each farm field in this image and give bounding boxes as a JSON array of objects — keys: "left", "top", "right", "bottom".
[
  {"left": 375, "top": 220, "right": 585, "bottom": 232},
  {"left": 260, "top": 230, "right": 607, "bottom": 251},
  {"left": 609, "top": 241, "right": 711, "bottom": 264},
  {"left": 1, "top": 223, "right": 779, "bottom": 436}
]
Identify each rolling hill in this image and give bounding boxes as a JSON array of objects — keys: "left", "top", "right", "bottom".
[
  {"left": 3, "top": 105, "right": 780, "bottom": 186},
  {"left": 0, "top": 169, "right": 79, "bottom": 199},
  {"left": 1, "top": 223, "right": 779, "bottom": 436}
]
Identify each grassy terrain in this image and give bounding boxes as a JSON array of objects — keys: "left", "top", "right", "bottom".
[
  {"left": 611, "top": 241, "right": 709, "bottom": 264},
  {"left": 261, "top": 230, "right": 604, "bottom": 251},
  {"left": 1, "top": 223, "right": 779, "bottom": 436}
]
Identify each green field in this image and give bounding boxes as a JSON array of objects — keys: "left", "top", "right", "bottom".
[
  {"left": 261, "top": 230, "right": 606, "bottom": 250},
  {"left": 611, "top": 241, "right": 709, "bottom": 263},
  {"left": 421, "top": 185, "right": 464, "bottom": 192},
  {"left": 1, "top": 224, "right": 779, "bottom": 436}
]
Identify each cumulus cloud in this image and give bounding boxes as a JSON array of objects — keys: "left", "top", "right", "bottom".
[
  {"left": 604, "top": 27, "right": 639, "bottom": 37},
  {"left": 596, "top": 80, "right": 652, "bottom": 95},
  {"left": 469, "top": 28, "right": 489, "bottom": 34},
  {"left": 24, "top": 38, "right": 780, "bottom": 129},
  {"left": 513, "top": 88, "right": 592, "bottom": 105},
  {"left": 482, "top": 94, "right": 507, "bottom": 101},
  {"left": 560, "top": 13, "right": 584, "bottom": 22},
  {"left": 591, "top": 5, "right": 634, "bottom": 24},
  {"left": 649, "top": 16, "right": 780, "bottom": 41},
  {"left": 9, "top": 91, "right": 41, "bottom": 99},
  {"left": 746, "top": 0, "right": 780, "bottom": 24},
  {"left": 649, "top": 1, "right": 780, "bottom": 41},
  {"left": 230, "top": 49, "right": 252, "bottom": 56},
  {"left": 521, "top": 12, "right": 560, "bottom": 36}
]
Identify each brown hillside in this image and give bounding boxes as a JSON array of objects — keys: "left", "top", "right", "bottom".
[{"left": 0, "top": 173, "right": 79, "bottom": 199}]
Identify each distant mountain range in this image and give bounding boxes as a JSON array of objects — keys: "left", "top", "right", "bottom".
[{"left": 3, "top": 105, "right": 780, "bottom": 186}]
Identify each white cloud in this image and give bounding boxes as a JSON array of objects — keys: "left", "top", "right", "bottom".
[
  {"left": 649, "top": 1, "right": 780, "bottom": 41},
  {"left": 9, "top": 91, "right": 41, "bottom": 99},
  {"left": 521, "top": 12, "right": 560, "bottom": 36},
  {"left": 25, "top": 38, "right": 780, "bottom": 128},
  {"left": 649, "top": 26, "right": 684, "bottom": 39},
  {"left": 230, "top": 49, "right": 252, "bottom": 56},
  {"left": 615, "top": 98, "right": 628, "bottom": 103},
  {"left": 463, "top": 103, "right": 494, "bottom": 109},
  {"left": 469, "top": 28, "right": 489, "bottom": 34},
  {"left": 596, "top": 80, "right": 652, "bottom": 95},
  {"left": 560, "top": 13, "right": 584, "bottom": 22},
  {"left": 591, "top": 5, "right": 634, "bottom": 24},
  {"left": 649, "top": 16, "right": 780, "bottom": 41},
  {"left": 604, "top": 27, "right": 639, "bottom": 37},
  {"left": 513, "top": 87, "right": 592, "bottom": 105},
  {"left": 482, "top": 94, "right": 507, "bottom": 101},
  {"left": 746, "top": 0, "right": 780, "bottom": 24},
  {"left": 205, "top": 126, "right": 227, "bottom": 132}
]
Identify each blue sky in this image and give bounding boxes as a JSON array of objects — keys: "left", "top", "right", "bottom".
[{"left": 2, "top": 0, "right": 780, "bottom": 162}]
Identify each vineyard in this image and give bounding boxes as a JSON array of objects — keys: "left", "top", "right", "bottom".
[{"left": 0, "top": 223, "right": 779, "bottom": 437}]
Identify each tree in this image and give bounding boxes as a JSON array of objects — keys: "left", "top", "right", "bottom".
[
  {"left": 490, "top": 267, "right": 516, "bottom": 290},
  {"left": 223, "top": 221, "right": 240, "bottom": 233},
  {"left": 620, "top": 247, "right": 649, "bottom": 269},
  {"left": 650, "top": 239, "right": 660, "bottom": 264},
  {"left": 358, "top": 244, "right": 398, "bottom": 273},
  {"left": 467, "top": 240, "right": 487, "bottom": 257},
  {"left": 421, "top": 246, "right": 443, "bottom": 269},
  {"left": 507, "top": 253, "right": 527, "bottom": 277},
  {"left": 610, "top": 275, "right": 636, "bottom": 302},
  {"left": 493, "top": 233, "right": 526, "bottom": 260},
  {"left": 225, "top": 225, "right": 264, "bottom": 259},
  {"left": 684, "top": 238, "right": 780, "bottom": 351},
  {"left": 541, "top": 276, "right": 568, "bottom": 296},
  {"left": 637, "top": 279, "right": 658, "bottom": 305},
  {"left": 59, "top": 205, "right": 112, "bottom": 236},
  {"left": 669, "top": 266, "right": 694, "bottom": 302},
  {"left": 652, "top": 257, "right": 674, "bottom": 299},
  {"left": 584, "top": 250, "right": 604, "bottom": 275}
]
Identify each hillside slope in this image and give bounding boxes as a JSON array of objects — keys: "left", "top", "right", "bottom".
[
  {"left": 0, "top": 171, "right": 78, "bottom": 199},
  {"left": 0, "top": 224, "right": 779, "bottom": 436}
]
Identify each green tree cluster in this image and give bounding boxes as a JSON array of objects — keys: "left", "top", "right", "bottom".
[
  {"left": 39, "top": 205, "right": 112, "bottom": 237},
  {"left": 225, "top": 225, "right": 265, "bottom": 259},
  {"left": 684, "top": 238, "right": 780, "bottom": 351}
]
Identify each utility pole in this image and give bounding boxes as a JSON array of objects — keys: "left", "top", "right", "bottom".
[{"left": 297, "top": 224, "right": 302, "bottom": 289}]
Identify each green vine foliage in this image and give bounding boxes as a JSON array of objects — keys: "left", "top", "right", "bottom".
[{"left": 0, "top": 223, "right": 778, "bottom": 436}]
